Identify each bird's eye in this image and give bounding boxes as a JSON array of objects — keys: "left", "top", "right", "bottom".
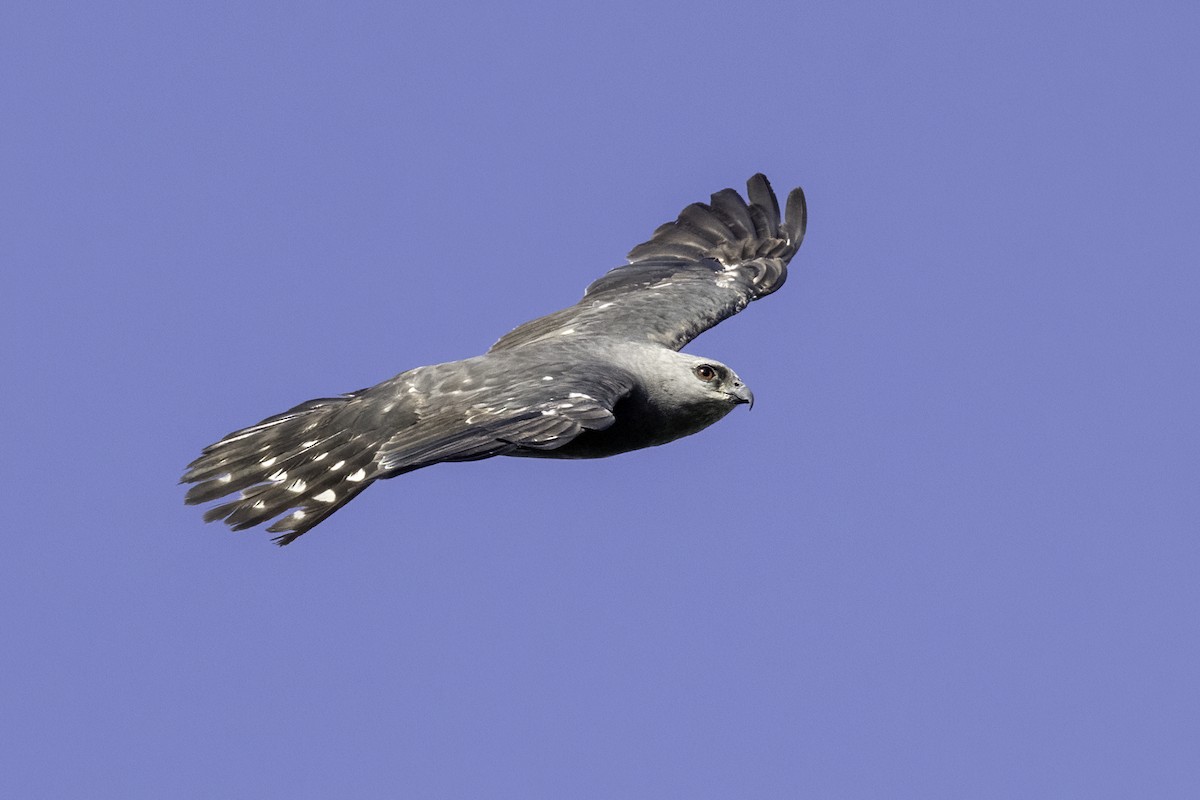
[{"left": 694, "top": 364, "right": 718, "bottom": 382}]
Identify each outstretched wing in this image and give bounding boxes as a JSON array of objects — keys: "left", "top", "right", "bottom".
[{"left": 490, "top": 174, "right": 806, "bottom": 353}]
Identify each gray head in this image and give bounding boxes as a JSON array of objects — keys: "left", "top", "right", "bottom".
[
  {"left": 631, "top": 350, "right": 755, "bottom": 446},
  {"left": 666, "top": 351, "right": 754, "bottom": 410}
]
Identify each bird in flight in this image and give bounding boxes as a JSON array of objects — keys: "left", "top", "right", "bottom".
[{"left": 183, "top": 174, "right": 807, "bottom": 544}]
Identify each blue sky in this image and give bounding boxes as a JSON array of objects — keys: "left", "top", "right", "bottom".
[{"left": 3, "top": 1, "right": 1198, "bottom": 797}]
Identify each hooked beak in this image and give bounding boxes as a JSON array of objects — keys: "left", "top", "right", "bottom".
[{"left": 731, "top": 382, "right": 754, "bottom": 409}]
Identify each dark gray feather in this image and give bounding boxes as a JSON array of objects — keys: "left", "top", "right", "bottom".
[
  {"left": 746, "top": 173, "right": 780, "bottom": 238},
  {"left": 709, "top": 188, "right": 757, "bottom": 240}
]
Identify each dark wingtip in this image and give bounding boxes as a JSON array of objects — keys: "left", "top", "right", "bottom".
[
  {"left": 746, "top": 174, "right": 780, "bottom": 238},
  {"left": 784, "top": 186, "right": 807, "bottom": 248}
]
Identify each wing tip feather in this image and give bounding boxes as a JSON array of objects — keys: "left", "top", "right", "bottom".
[{"left": 627, "top": 173, "right": 803, "bottom": 269}]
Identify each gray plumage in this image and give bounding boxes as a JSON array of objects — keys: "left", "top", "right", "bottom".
[{"left": 182, "top": 174, "right": 807, "bottom": 544}]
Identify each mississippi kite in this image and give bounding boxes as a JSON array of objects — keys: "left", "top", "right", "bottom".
[{"left": 183, "top": 174, "right": 807, "bottom": 544}]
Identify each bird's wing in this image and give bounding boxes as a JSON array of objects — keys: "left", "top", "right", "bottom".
[
  {"left": 373, "top": 356, "right": 636, "bottom": 474},
  {"left": 490, "top": 174, "right": 806, "bottom": 353}
]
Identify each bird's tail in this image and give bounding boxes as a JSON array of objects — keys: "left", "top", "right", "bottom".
[{"left": 181, "top": 392, "right": 380, "bottom": 545}]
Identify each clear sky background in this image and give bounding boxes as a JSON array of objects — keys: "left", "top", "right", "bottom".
[{"left": 3, "top": 2, "right": 1198, "bottom": 797}]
